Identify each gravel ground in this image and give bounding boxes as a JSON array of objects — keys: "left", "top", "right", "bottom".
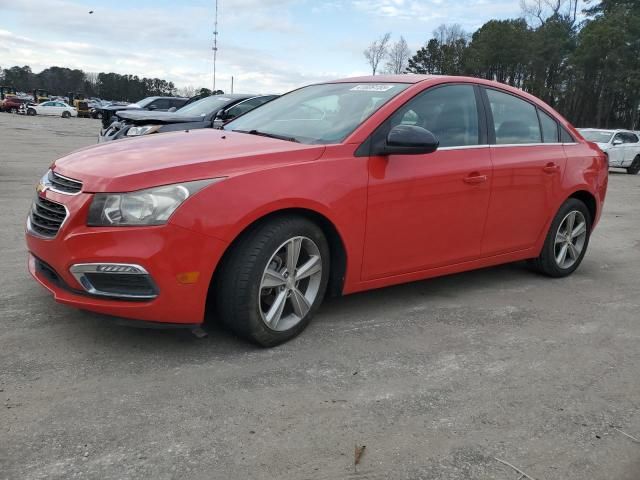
[{"left": 1, "top": 113, "right": 639, "bottom": 480}]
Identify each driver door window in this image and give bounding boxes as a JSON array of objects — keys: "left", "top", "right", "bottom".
[{"left": 390, "top": 84, "right": 480, "bottom": 147}]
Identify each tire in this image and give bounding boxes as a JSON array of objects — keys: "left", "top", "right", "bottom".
[
  {"left": 530, "top": 198, "right": 592, "bottom": 277},
  {"left": 627, "top": 156, "right": 640, "bottom": 175},
  {"left": 10, "top": 108, "right": 17, "bottom": 114},
  {"left": 62, "top": 111, "right": 71, "bottom": 118},
  {"left": 96, "top": 112, "right": 102, "bottom": 119},
  {"left": 27, "top": 108, "right": 36, "bottom": 116},
  {"left": 215, "top": 216, "right": 330, "bottom": 347}
]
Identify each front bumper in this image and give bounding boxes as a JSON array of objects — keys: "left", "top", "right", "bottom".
[{"left": 26, "top": 190, "right": 229, "bottom": 325}]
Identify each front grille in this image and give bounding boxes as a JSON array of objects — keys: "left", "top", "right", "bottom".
[
  {"left": 48, "top": 170, "right": 82, "bottom": 194},
  {"left": 84, "top": 273, "right": 158, "bottom": 297},
  {"left": 29, "top": 196, "right": 67, "bottom": 238}
]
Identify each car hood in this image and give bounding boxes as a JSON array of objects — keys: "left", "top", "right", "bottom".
[
  {"left": 53, "top": 129, "right": 326, "bottom": 192},
  {"left": 101, "top": 105, "right": 140, "bottom": 112},
  {"left": 116, "top": 110, "right": 205, "bottom": 124}
]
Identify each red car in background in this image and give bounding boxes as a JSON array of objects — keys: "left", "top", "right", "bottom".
[
  {"left": 26, "top": 75, "right": 608, "bottom": 346},
  {"left": 1, "top": 96, "right": 30, "bottom": 113}
]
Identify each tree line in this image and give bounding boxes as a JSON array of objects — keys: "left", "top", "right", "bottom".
[
  {"left": 364, "top": 0, "right": 640, "bottom": 129},
  {"left": 0, "top": 65, "right": 214, "bottom": 101}
]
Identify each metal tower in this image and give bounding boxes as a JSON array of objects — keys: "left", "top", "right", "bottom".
[{"left": 212, "top": 0, "right": 219, "bottom": 92}]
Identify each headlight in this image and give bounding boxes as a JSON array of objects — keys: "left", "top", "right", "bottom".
[
  {"left": 126, "top": 125, "right": 162, "bottom": 136},
  {"left": 87, "top": 179, "right": 224, "bottom": 226}
]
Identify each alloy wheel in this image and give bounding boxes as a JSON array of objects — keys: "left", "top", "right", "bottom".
[
  {"left": 258, "top": 236, "right": 323, "bottom": 331},
  {"left": 554, "top": 210, "right": 587, "bottom": 269}
]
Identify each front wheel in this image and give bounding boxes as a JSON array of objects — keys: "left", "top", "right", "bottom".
[
  {"left": 10, "top": 108, "right": 17, "bottom": 114},
  {"left": 530, "top": 198, "right": 592, "bottom": 277},
  {"left": 27, "top": 108, "right": 36, "bottom": 116},
  {"left": 627, "top": 156, "right": 640, "bottom": 175},
  {"left": 215, "top": 216, "right": 330, "bottom": 346}
]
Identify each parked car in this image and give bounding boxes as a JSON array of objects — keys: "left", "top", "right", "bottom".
[
  {"left": 578, "top": 128, "right": 640, "bottom": 174},
  {"left": 24, "top": 101, "right": 77, "bottom": 118},
  {"left": 26, "top": 75, "right": 608, "bottom": 346},
  {"left": 97, "top": 96, "right": 189, "bottom": 130},
  {"left": 1, "top": 96, "right": 30, "bottom": 113},
  {"left": 98, "top": 94, "right": 277, "bottom": 142}
]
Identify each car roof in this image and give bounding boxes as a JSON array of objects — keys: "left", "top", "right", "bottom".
[{"left": 578, "top": 128, "right": 630, "bottom": 133}]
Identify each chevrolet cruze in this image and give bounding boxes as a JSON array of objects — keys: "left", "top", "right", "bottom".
[{"left": 26, "top": 75, "right": 608, "bottom": 346}]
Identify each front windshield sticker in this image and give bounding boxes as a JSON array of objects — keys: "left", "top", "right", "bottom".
[{"left": 350, "top": 84, "right": 395, "bottom": 92}]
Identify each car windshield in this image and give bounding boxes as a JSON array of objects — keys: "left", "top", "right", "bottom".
[
  {"left": 223, "top": 82, "right": 411, "bottom": 144},
  {"left": 580, "top": 130, "right": 614, "bottom": 142},
  {"left": 135, "top": 97, "right": 156, "bottom": 108},
  {"left": 177, "top": 95, "right": 236, "bottom": 116}
]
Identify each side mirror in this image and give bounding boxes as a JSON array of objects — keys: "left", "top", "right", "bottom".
[
  {"left": 148, "top": 105, "right": 157, "bottom": 110},
  {"left": 374, "top": 125, "right": 439, "bottom": 156},
  {"left": 168, "top": 107, "right": 177, "bottom": 112},
  {"left": 612, "top": 139, "right": 623, "bottom": 146}
]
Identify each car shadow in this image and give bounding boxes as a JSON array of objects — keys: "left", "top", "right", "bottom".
[{"left": 63, "top": 260, "right": 540, "bottom": 358}]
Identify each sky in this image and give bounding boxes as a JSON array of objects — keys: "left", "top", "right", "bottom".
[{"left": 1, "top": 0, "right": 542, "bottom": 95}]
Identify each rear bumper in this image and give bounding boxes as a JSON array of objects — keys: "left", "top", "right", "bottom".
[{"left": 26, "top": 194, "right": 229, "bottom": 324}]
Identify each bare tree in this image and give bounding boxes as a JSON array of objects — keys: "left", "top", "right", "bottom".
[
  {"left": 364, "top": 32, "right": 391, "bottom": 75},
  {"left": 520, "top": 0, "right": 578, "bottom": 24},
  {"left": 385, "top": 36, "right": 411, "bottom": 74},
  {"left": 178, "top": 85, "right": 196, "bottom": 97},
  {"left": 433, "top": 24, "right": 468, "bottom": 45}
]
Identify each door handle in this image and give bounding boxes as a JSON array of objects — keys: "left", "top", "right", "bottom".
[
  {"left": 463, "top": 173, "right": 487, "bottom": 185},
  {"left": 543, "top": 162, "right": 560, "bottom": 174}
]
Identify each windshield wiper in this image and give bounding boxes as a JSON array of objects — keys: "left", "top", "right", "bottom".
[{"left": 232, "top": 129, "right": 299, "bottom": 143}]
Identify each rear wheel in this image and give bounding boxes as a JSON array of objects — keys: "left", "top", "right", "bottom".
[
  {"left": 62, "top": 111, "right": 71, "bottom": 118},
  {"left": 10, "top": 107, "right": 17, "bottom": 114},
  {"left": 627, "top": 156, "right": 640, "bottom": 175},
  {"left": 530, "top": 198, "right": 591, "bottom": 277},
  {"left": 27, "top": 108, "right": 36, "bottom": 116},
  {"left": 215, "top": 216, "right": 330, "bottom": 346}
]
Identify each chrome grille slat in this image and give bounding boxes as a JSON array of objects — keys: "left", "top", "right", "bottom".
[
  {"left": 28, "top": 196, "right": 68, "bottom": 238},
  {"left": 48, "top": 170, "right": 82, "bottom": 194}
]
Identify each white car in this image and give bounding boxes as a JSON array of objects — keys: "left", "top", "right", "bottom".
[
  {"left": 578, "top": 128, "right": 640, "bottom": 175},
  {"left": 25, "top": 101, "right": 78, "bottom": 118}
]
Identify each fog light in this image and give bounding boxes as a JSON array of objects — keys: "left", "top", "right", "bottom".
[{"left": 70, "top": 263, "right": 158, "bottom": 299}]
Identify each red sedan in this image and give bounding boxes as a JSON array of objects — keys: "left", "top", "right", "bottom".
[{"left": 26, "top": 75, "right": 608, "bottom": 346}]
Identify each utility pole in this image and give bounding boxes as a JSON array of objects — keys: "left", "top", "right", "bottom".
[{"left": 212, "top": 0, "right": 219, "bottom": 92}]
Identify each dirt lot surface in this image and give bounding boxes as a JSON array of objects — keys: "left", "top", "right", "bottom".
[{"left": 1, "top": 113, "right": 639, "bottom": 479}]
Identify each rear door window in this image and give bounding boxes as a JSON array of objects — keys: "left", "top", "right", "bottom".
[
  {"left": 486, "top": 89, "right": 542, "bottom": 144},
  {"left": 538, "top": 109, "right": 559, "bottom": 143}
]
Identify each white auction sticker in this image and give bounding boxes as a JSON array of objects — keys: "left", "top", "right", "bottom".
[{"left": 350, "top": 84, "right": 395, "bottom": 92}]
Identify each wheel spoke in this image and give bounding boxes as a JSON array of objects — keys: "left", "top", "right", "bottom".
[
  {"left": 290, "top": 288, "right": 311, "bottom": 318},
  {"left": 555, "top": 232, "right": 567, "bottom": 245},
  {"left": 262, "top": 268, "right": 286, "bottom": 288},
  {"left": 565, "top": 212, "right": 576, "bottom": 236},
  {"left": 567, "top": 242, "right": 579, "bottom": 260},
  {"left": 571, "top": 221, "right": 586, "bottom": 239},
  {"left": 286, "top": 238, "right": 302, "bottom": 273},
  {"left": 265, "top": 290, "right": 287, "bottom": 328},
  {"left": 556, "top": 244, "right": 568, "bottom": 267},
  {"left": 295, "top": 255, "right": 321, "bottom": 280}
]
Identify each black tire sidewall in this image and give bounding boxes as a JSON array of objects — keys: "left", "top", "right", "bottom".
[
  {"left": 27, "top": 109, "right": 35, "bottom": 116},
  {"left": 62, "top": 111, "right": 70, "bottom": 118},
  {"left": 628, "top": 157, "right": 640, "bottom": 175},
  {"left": 216, "top": 216, "right": 330, "bottom": 347},
  {"left": 538, "top": 198, "right": 592, "bottom": 277}
]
